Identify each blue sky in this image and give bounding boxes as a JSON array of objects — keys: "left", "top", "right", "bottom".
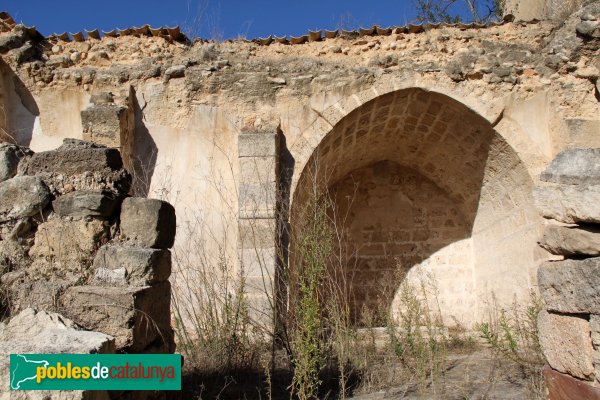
[{"left": 2, "top": 1, "right": 482, "bottom": 40}]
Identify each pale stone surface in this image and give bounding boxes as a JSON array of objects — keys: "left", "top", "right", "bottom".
[
  {"left": 120, "top": 197, "right": 176, "bottom": 249},
  {"left": 81, "top": 103, "right": 128, "bottom": 148},
  {"left": 533, "top": 184, "right": 600, "bottom": 224},
  {"left": 0, "top": 308, "right": 114, "bottom": 400},
  {"left": 540, "top": 224, "right": 600, "bottom": 256},
  {"left": 0, "top": 176, "right": 50, "bottom": 221},
  {"left": 540, "top": 148, "right": 600, "bottom": 185},
  {"left": 504, "top": 0, "right": 588, "bottom": 22},
  {"left": 238, "top": 133, "right": 278, "bottom": 157},
  {"left": 538, "top": 309, "right": 595, "bottom": 380},
  {"left": 30, "top": 218, "right": 108, "bottom": 261},
  {"left": 93, "top": 245, "right": 171, "bottom": 285},
  {"left": 538, "top": 258, "right": 600, "bottom": 314}
]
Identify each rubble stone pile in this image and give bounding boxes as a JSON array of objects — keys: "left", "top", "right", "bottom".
[{"left": 0, "top": 138, "right": 176, "bottom": 399}]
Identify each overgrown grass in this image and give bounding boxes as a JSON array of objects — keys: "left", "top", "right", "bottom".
[
  {"left": 476, "top": 292, "right": 546, "bottom": 399},
  {"left": 159, "top": 150, "right": 542, "bottom": 399}
]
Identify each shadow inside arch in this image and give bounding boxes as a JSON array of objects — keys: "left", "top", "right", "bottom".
[
  {"left": 285, "top": 87, "right": 536, "bottom": 327},
  {"left": 0, "top": 58, "right": 38, "bottom": 146}
]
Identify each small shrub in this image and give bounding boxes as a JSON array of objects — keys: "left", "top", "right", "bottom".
[
  {"left": 288, "top": 188, "right": 333, "bottom": 399},
  {"left": 387, "top": 279, "right": 448, "bottom": 395},
  {"left": 476, "top": 291, "right": 546, "bottom": 399}
]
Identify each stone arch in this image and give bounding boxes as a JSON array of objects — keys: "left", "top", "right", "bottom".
[{"left": 288, "top": 88, "right": 544, "bottom": 326}]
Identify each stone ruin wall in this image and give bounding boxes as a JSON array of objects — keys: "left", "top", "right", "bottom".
[
  {"left": 0, "top": 1, "right": 598, "bottom": 336},
  {"left": 0, "top": 139, "right": 177, "bottom": 399},
  {"left": 531, "top": 148, "right": 600, "bottom": 398}
]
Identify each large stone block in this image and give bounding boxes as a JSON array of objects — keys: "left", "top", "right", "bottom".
[
  {"left": 238, "top": 133, "right": 278, "bottom": 157},
  {"left": 239, "top": 247, "right": 276, "bottom": 279},
  {"left": 245, "top": 293, "right": 275, "bottom": 330},
  {"left": 30, "top": 218, "right": 108, "bottom": 262},
  {"left": 120, "top": 197, "right": 176, "bottom": 249},
  {"left": 540, "top": 148, "right": 600, "bottom": 185},
  {"left": 239, "top": 154, "right": 278, "bottom": 219},
  {"left": 564, "top": 119, "right": 600, "bottom": 149},
  {"left": 239, "top": 156, "right": 277, "bottom": 184},
  {"left": 93, "top": 245, "right": 171, "bottom": 286},
  {"left": 19, "top": 139, "right": 131, "bottom": 196},
  {"left": 53, "top": 191, "right": 121, "bottom": 218},
  {"left": 543, "top": 365, "right": 600, "bottom": 400},
  {"left": 0, "top": 176, "right": 50, "bottom": 222},
  {"left": 238, "top": 218, "right": 277, "bottom": 249},
  {"left": 538, "top": 258, "right": 600, "bottom": 313},
  {"left": 0, "top": 308, "right": 115, "bottom": 353},
  {"left": 60, "top": 283, "right": 173, "bottom": 352},
  {"left": 590, "top": 315, "right": 600, "bottom": 381},
  {"left": 0, "top": 308, "right": 114, "bottom": 400},
  {"left": 538, "top": 309, "right": 595, "bottom": 380},
  {"left": 540, "top": 224, "right": 600, "bottom": 256},
  {"left": 0, "top": 145, "right": 19, "bottom": 182},
  {"left": 81, "top": 103, "right": 128, "bottom": 148},
  {"left": 534, "top": 184, "right": 600, "bottom": 224},
  {"left": 21, "top": 139, "right": 123, "bottom": 176},
  {"left": 238, "top": 181, "right": 277, "bottom": 219}
]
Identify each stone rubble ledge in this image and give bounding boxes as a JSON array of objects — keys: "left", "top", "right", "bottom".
[{"left": 0, "top": 308, "right": 114, "bottom": 400}]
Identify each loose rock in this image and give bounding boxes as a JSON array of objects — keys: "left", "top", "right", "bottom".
[
  {"left": 0, "top": 176, "right": 50, "bottom": 222},
  {"left": 52, "top": 191, "right": 121, "bottom": 218},
  {"left": 120, "top": 197, "right": 176, "bottom": 249}
]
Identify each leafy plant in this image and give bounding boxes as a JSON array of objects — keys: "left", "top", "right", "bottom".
[
  {"left": 476, "top": 291, "right": 546, "bottom": 399},
  {"left": 288, "top": 187, "right": 333, "bottom": 399},
  {"left": 388, "top": 278, "right": 448, "bottom": 395}
]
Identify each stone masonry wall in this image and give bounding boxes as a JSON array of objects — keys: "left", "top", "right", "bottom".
[
  {"left": 535, "top": 148, "right": 600, "bottom": 399},
  {"left": 0, "top": 1, "right": 598, "bottom": 332},
  {"left": 330, "top": 161, "right": 469, "bottom": 325}
]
